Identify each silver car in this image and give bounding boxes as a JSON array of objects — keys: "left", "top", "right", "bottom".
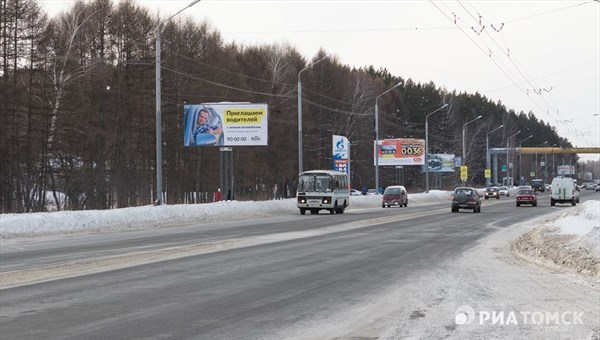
[{"left": 498, "top": 186, "right": 510, "bottom": 197}]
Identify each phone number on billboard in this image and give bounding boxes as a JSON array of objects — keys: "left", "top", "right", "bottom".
[{"left": 401, "top": 144, "right": 422, "bottom": 155}]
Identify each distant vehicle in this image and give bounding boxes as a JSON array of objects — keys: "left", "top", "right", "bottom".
[
  {"left": 530, "top": 179, "right": 545, "bottom": 192},
  {"left": 544, "top": 183, "right": 552, "bottom": 191},
  {"left": 498, "top": 186, "right": 510, "bottom": 196},
  {"left": 366, "top": 189, "right": 379, "bottom": 195},
  {"left": 297, "top": 170, "right": 349, "bottom": 215},
  {"left": 517, "top": 185, "right": 531, "bottom": 191},
  {"left": 516, "top": 189, "right": 537, "bottom": 207},
  {"left": 550, "top": 177, "right": 576, "bottom": 206},
  {"left": 382, "top": 185, "right": 408, "bottom": 208},
  {"left": 484, "top": 187, "right": 500, "bottom": 200},
  {"left": 350, "top": 189, "right": 362, "bottom": 196},
  {"left": 583, "top": 182, "right": 597, "bottom": 190},
  {"left": 451, "top": 187, "right": 481, "bottom": 213}
]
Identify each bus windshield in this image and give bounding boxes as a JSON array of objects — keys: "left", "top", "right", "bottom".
[{"left": 298, "top": 174, "right": 332, "bottom": 193}]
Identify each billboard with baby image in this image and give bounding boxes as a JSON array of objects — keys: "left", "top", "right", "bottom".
[{"left": 184, "top": 103, "right": 268, "bottom": 146}]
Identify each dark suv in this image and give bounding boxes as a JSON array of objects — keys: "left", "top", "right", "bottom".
[
  {"left": 451, "top": 187, "right": 481, "bottom": 213},
  {"left": 530, "top": 179, "right": 544, "bottom": 192}
]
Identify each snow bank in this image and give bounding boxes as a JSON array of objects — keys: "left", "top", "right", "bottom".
[
  {"left": 0, "top": 191, "right": 451, "bottom": 239},
  {"left": 510, "top": 200, "right": 600, "bottom": 277}
]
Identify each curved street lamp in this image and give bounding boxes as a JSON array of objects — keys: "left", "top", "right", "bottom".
[
  {"left": 424, "top": 103, "right": 448, "bottom": 192},
  {"left": 375, "top": 82, "right": 402, "bottom": 192},
  {"left": 461, "top": 115, "right": 482, "bottom": 168},
  {"left": 155, "top": 0, "right": 202, "bottom": 205},
  {"left": 297, "top": 54, "right": 332, "bottom": 174},
  {"left": 485, "top": 124, "right": 504, "bottom": 186}
]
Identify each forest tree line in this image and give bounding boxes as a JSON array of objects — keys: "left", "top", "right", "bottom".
[{"left": 1, "top": 0, "right": 574, "bottom": 213}]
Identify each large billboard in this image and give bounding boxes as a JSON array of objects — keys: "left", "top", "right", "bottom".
[
  {"left": 184, "top": 103, "right": 268, "bottom": 146},
  {"left": 374, "top": 138, "right": 425, "bottom": 166},
  {"left": 332, "top": 135, "right": 349, "bottom": 175},
  {"left": 425, "top": 153, "right": 456, "bottom": 173}
]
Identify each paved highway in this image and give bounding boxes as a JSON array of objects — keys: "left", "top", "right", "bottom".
[{"left": 1, "top": 190, "right": 597, "bottom": 339}]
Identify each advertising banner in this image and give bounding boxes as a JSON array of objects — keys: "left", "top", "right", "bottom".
[
  {"left": 374, "top": 138, "right": 425, "bottom": 166},
  {"left": 183, "top": 103, "right": 268, "bottom": 146},
  {"left": 425, "top": 153, "right": 456, "bottom": 173},
  {"left": 557, "top": 165, "right": 575, "bottom": 175},
  {"left": 332, "top": 135, "right": 350, "bottom": 175}
]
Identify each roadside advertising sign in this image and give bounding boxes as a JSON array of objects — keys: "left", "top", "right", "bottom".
[
  {"left": 332, "top": 135, "right": 350, "bottom": 175},
  {"left": 425, "top": 153, "right": 456, "bottom": 173},
  {"left": 374, "top": 138, "right": 425, "bottom": 166},
  {"left": 183, "top": 103, "right": 268, "bottom": 146},
  {"left": 557, "top": 165, "right": 575, "bottom": 175},
  {"left": 485, "top": 169, "right": 491, "bottom": 178}
]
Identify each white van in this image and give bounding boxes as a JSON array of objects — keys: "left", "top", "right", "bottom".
[{"left": 550, "top": 177, "right": 576, "bottom": 206}]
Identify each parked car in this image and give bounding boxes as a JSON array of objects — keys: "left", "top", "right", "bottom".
[
  {"left": 498, "top": 186, "right": 510, "bottom": 196},
  {"left": 451, "top": 187, "right": 481, "bottom": 213},
  {"left": 382, "top": 185, "right": 408, "bottom": 208},
  {"left": 484, "top": 187, "right": 500, "bottom": 200},
  {"left": 516, "top": 189, "right": 537, "bottom": 207},
  {"left": 350, "top": 189, "right": 362, "bottom": 196}
]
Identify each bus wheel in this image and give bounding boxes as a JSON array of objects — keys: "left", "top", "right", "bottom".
[
  {"left": 300, "top": 209, "right": 306, "bottom": 215},
  {"left": 329, "top": 209, "right": 335, "bottom": 214}
]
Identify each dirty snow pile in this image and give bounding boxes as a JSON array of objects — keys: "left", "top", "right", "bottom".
[{"left": 511, "top": 200, "right": 600, "bottom": 277}]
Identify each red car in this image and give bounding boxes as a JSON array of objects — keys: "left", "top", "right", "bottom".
[{"left": 516, "top": 189, "right": 537, "bottom": 207}]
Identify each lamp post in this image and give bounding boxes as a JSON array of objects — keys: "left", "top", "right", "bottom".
[
  {"left": 297, "top": 54, "right": 332, "bottom": 174},
  {"left": 517, "top": 134, "right": 533, "bottom": 184},
  {"left": 375, "top": 82, "right": 402, "bottom": 192},
  {"left": 424, "top": 103, "right": 448, "bottom": 192},
  {"left": 461, "top": 115, "right": 482, "bottom": 167},
  {"left": 504, "top": 131, "right": 520, "bottom": 186},
  {"left": 535, "top": 141, "right": 548, "bottom": 179},
  {"left": 155, "top": 0, "right": 202, "bottom": 205},
  {"left": 485, "top": 124, "right": 504, "bottom": 186}
]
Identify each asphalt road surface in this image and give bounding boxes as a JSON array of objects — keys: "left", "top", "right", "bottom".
[{"left": 1, "top": 190, "right": 598, "bottom": 339}]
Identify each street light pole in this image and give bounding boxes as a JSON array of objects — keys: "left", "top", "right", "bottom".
[
  {"left": 535, "top": 141, "right": 548, "bottom": 178},
  {"left": 502, "top": 130, "right": 520, "bottom": 186},
  {"left": 485, "top": 124, "right": 504, "bottom": 187},
  {"left": 462, "top": 115, "right": 481, "bottom": 165},
  {"left": 155, "top": 0, "right": 201, "bottom": 205},
  {"left": 297, "top": 54, "right": 331, "bottom": 174},
  {"left": 424, "top": 103, "right": 448, "bottom": 192},
  {"left": 375, "top": 82, "right": 402, "bottom": 192},
  {"left": 517, "top": 134, "right": 533, "bottom": 184}
]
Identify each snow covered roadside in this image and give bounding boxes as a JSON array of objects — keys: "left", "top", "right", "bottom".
[
  {"left": 0, "top": 190, "right": 451, "bottom": 239},
  {"left": 511, "top": 200, "right": 600, "bottom": 278}
]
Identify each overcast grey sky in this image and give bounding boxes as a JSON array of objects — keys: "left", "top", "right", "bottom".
[{"left": 41, "top": 0, "right": 600, "bottom": 161}]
